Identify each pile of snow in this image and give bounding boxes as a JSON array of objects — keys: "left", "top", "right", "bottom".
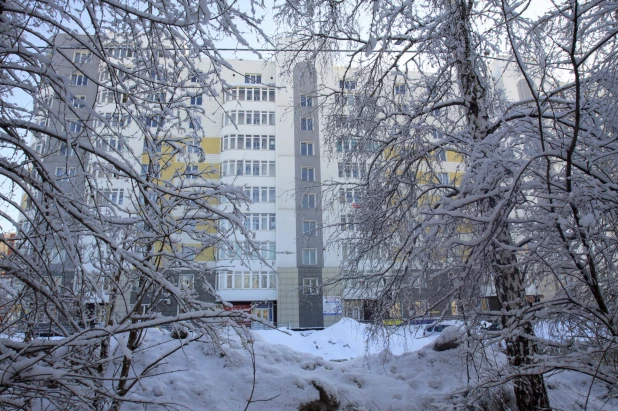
[
  {"left": 119, "top": 319, "right": 615, "bottom": 410},
  {"left": 252, "top": 317, "right": 439, "bottom": 360}
]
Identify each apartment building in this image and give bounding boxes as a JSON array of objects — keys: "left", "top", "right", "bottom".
[
  {"left": 26, "top": 34, "right": 353, "bottom": 328},
  {"left": 28, "top": 34, "right": 538, "bottom": 329}
]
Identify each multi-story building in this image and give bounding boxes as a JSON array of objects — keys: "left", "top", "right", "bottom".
[
  {"left": 26, "top": 35, "right": 354, "bottom": 328},
  {"left": 27, "top": 35, "right": 538, "bottom": 329}
]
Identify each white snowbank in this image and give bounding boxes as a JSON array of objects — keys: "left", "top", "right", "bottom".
[
  {"left": 252, "top": 317, "right": 439, "bottom": 360},
  {"left": 119, "top": 319, "right": 615, "bottom": 410}
]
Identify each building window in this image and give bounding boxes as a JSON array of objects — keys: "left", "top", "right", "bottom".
[
  {"left": 336, "top": 138, "right": 359, "bottom": 152},
  {"left": 34, "top": 137, "right": 45, "bottom": 154},
  {"left": 224, "top": 110, "right": 275, "bottom": 126},
  {"left": 339, "top": 80, "right": 357, "bottom": 90},
  {"left": 303, "top": 278, "right": 319, "bottom": 295},
  {"left": 96, "top": 113, "right": 131, "bottom": 128},
  {"left": 98, "top": 188, "right": 124, "bottom": 205},
  {"left": 67, "top": 120, "right": 83, "bottom": 133},
  {"left": 70, "top": 72, "right": 88, "bottom": 86},
  {"left": 179, "top": 273, "right": 195, "bottom": 289},
  {"left": 301, "top": 167, "right": 315, "bottom": 182},
  {"left": 301, "top": 193, "right": 316, "bottom": 209},
  {"left": 188, "top": 117, "right": 201, "bottom": 129},
  {"left": 414, "top": 300, "right": 429, "bottom": 316},
  {"left": 436, "top": 149, "right": 446, "bottom": 162},
  {"left": 146, "top": 116, "right": 163, "bottom": 128},
  {"left": 185, "top": 165, "right": 199, "bottom": 179},
  {"left": 302, "top": 220, "right": 317, "bottom": 237},
  {"left": 143, "top": 138, "right": 162, "bottom": 153},
  {"left": 98, "top": 90, "right": 114, "bottom": 104},
  {"left": 190, "top": 94, "right": 203, "bottom": 105},
  {"left": 73, "top": 51, "right": 90, "bottom": 64},
  {"left": 432, "top": 130, "right": 443, "bottom": 140},
  {"left": 338, "top": 162, "right": 366, "bottom": 179},
  {"left": 245, "top": 74, "right": 262, "bottom": 84},
  {"left": 216, "top": 270, "right": 276, "bottom": 290},
  {"left": 300, "top": 95, "right": 313, "bottom": 107},
  {"left": 149, "top": 92, "right": 166, "bottom": 103},
  {"left": 300, "top": 142, "right": 314, "bottom": 156},
  {"left": 55, "top": 167, "right": 76, "bottom": 182},
  {"left": 221, "top": 160, "right": 275, "bottom": 177},
  {"left": 339, "top": 188, "right": 360, "bottom": 204},
  {"left": 60, "top": 143, "right": 76, "bottom": 157},
  {"left": 141, "top": 163, "right": 160, "bottom": 179},
  {"left": 190, "top": 71, "right": 203, "bottom": 82},
  {"left": 451, "top": 300, "right": 459, "bottom": 315},
  {"left": 242, "top": 213, "right": 276, "bottom": 231},
  {"left": 300, "top": 118, "right": 313, "bottom": 131},
  {"left": 217, "top": 241, "right": 276, "bottom": 261},
  {"left": 395, "top": 84, "right": 406, "bottom": 95},
  {"left": 96, "top": 136, "right": 123, "bottom": 152},
  {"left": 302, "top": 248, "right": 317, "bottom": 265},
  {"left": 432, "top": 108, "right": 441, "bottom": 117},
  {"left": 243, "top": 186, "right": 275, "bottom": 203},
  {"left": 221, "top": 135, "right": 275, "bottom": 151},
  {"left": 187, "top": 139, "right": 201, "bottom": 154},
  {"left": 226, "top": 87, "right": 275, "bottom": 102},
  {"left": 99, "top": 70, "right": 110, "bottom": 83},
  {"left": 436, "top": 173, "right": 449, "bottom": 185},
  {"left": 340, "top": 215, "right": 353, "bottom": 231},
  {"left": 71, "top": 96, "right": 86, "bottom": 108},
  {"left": 109, "top": 46, "right": 134, "bottom": 58}
]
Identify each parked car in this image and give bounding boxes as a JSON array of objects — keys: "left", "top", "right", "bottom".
[
  {"left": 406, "top": 318, "right": 437, "bottom": 326},
  {"left": 481, "top": 321, "right": 503, "bottom": 332},
  {"left": 424, "top": 324, "right": 450, "bottom": 334},
  {"left": 20, "top": 322, "right": 72, "bottom": 338}
]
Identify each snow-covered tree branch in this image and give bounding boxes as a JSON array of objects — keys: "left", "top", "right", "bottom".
[
  {"left": 276, "top": 0, "right": 618, "bottom": 408},
  {"left": 0, "top": 0, "right": 270, "bottom": 409}
]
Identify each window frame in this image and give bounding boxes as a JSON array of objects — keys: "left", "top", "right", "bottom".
[
  {"left": 300, "top": 141, "right": 314, "bottom": 156},
  {"left": 302, "top": 220, "right": 317, "bottom": 237},
  {"left": 55, "top": 167, "right": 77, "bottom": 182},
  {"left": 339, "top": 79, "right": 357, "bottom": 90},
  {"left": 71, "top": 95, "right": 86, "bottom": 108},
  {"left": 436, "top": 172, "right": 449, "bottom": 185},
  {"left": 245, "top": 74, "right": 262, "bottom": 84},
  {"left": 300, "top": 95, "right": 313, "bottom": 107},
  {"left": 300, "top": 117, "right": 314, "bottom": 131},
  {"left": 301, "top": 193, "right": 316, "bottom": 209},
  {"left": 190, "top": 94, "right": 203, "bottom": 106},
  {"left": 395, "top": 84, "right": 406, "bottom": 95},
  {"left": 67, "top": 120, "right": 83, "bottom": 133},
  {"left": 302, "top": 248, "right": 317, "bottom": 265},
  {"left": 301, "top": 167, "right": 315, "bottom": 182},
  {"left": 73, "top": 51, "right": 90, "bottom": 64},
  {"left": 179, "top": 273, "right": 195, "bottom": 289},
  {"left": 70, "top": 72, "right": 88, "bottom": 86},
  {"left": 185, "top": 165, "right": 199, "bottom": 179},
  {"left": 303, "top": 277, "right": 319, "bottom": 295}
]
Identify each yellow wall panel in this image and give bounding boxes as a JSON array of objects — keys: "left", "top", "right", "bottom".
[{"left": 202, "top": 137, "right": 220, "bottom": 154}]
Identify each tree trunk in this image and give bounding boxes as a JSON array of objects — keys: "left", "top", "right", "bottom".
[
  {"left": 447, "top": 1, "right": 550, "bottom": 408},
  {"left": 493, "top": 228, "right": 550, "bottom": 411},
  {"left": 110, "top": 327, "right": 141, "bottom": 411}
]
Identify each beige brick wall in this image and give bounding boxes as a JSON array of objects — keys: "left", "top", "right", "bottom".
[{"left": 277, "top": 268, "right": 299, "bottom": 327}]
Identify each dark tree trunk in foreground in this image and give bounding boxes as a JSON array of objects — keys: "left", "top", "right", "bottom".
[
  {"left": 493, "top": 229, "right": 550, "bottom": 410},
  {"left": 451, "top": 2, "right": 549, "bottom": 408}
]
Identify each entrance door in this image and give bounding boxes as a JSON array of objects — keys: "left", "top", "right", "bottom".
[{"left": 252, "top": 307, "right": 270, "bottom": 321}]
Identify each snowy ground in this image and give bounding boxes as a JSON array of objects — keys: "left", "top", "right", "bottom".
[
  {"left": 118, "top": 318, "right": 616, "bottom": 411},
  {"left": 252, "top": 318, "right": 442, "bottom": 361}
]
